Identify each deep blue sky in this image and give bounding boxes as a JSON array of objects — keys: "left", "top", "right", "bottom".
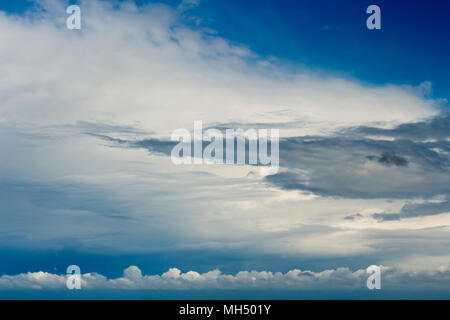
[{"left": 190, "top": 0, "right": 450, "bottom": 101}]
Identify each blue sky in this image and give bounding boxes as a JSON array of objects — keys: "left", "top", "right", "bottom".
[
  {"left": 186, "top": 0, "right": 450, "bottom": 99},
  {"left": 0, "top": 0, "right": 449, "bottom": 299}
]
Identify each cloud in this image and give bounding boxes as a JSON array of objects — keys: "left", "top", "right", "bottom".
[
  {"left": 178, "top": 0, "right": 200, "bottom": 12},
  {"left": 353, "top": 112, "right": 450, "bottom": 141},
  {"left": 1, "top": 265, "right": 449, "bottom": 291},
  {"left": 367, "top": 151, "right": 408, "bottom": 167},
  {"left": 260, "top": 113, "right": 449, "bottom": 199},
  {"left": 89, "top": 111, "right": 449, "bottom": 199},
  {"left": 0, "top": 0, "right": 442, "bottom": 136},
  {"left": 344, "top": 213, "right": 363, "bottom": 221},
  {"left": 373, "top": 200, "right": 450, "bottom": 221},
  {"left": 266, "top": 135, "right": 449, "bottom": 199}
]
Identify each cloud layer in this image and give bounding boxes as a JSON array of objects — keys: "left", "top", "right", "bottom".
[{"left": 1, "top": 265, "right": 449, "bottom": 291}]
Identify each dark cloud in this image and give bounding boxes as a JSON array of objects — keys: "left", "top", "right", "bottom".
[
  {"left": 372, "top": 213, "right": 402, "bottom": 221},
  {"left": 353, "top": 112, "right": 450, "bottom": 140},
  {"left": 266, "top": 135, "right": 449, "bottom": 199},
  {"left": 373, "top": 200, "right": 450, "bottom": 221},
  {"left": 367, "top": 151, "right": 408, "bottom": 167},
  {"left": 94, "top": 135, "right": 278, "bottom": 166},
  {"left": 344, "top": 213, "right": 363, "bottom": 221},
  {"left": 92, "top": 113, "right": 450, "bottom": 200},
  {"left": 133, "top": 139, "right": 177, "bottom": 156}
]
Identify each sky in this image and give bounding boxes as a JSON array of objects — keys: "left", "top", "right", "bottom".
[{"left": 0, "top": 0, "right": 449, "bottom": 299}]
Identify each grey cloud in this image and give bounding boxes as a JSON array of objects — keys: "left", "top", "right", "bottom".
[
  {"left": 86, "top": 134, "right": 176, "bottom": 156},
  {"left": 93, "top": 134, "right": 277, "bottom": 166},
  {"left": 344, "top": 213, "right": 363, "bottom": 221},
  {"left": 373, "top": 200, "right": 450, "bottom": 221},
  {"left": 266, "top": 112, "right": 450, "bottom": 199},
  {"left": 75, "top": 121, "right": 152, "bottom": 136},
  {"left": 353, "top": 112, "right": 450, "bottom": 140},
  {"left": 91, "top": 113, "right": 450, "bottom": 199},
  {"left": 368, "top": 151, "right": 408, "bottom": 167},
  {"left": 267, "top": 136, "right": 449, "bottom": 199},
  {"left": 133, "top": 139, "right": 178, "bottom": 156}
]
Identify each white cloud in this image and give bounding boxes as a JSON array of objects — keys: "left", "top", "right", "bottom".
[
  {"left": 1, "top": 265, "right": 449, "bottom": 291},
  {"left": 0, "top": 0, "right": 441, "bottom": 137},
  {"left": 0, "top": 0, "right": 448, "bottom": 273}
]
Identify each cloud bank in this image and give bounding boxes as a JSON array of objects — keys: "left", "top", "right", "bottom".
[{"left": 1, "top": 265, "right": 449, "bottom": 291}]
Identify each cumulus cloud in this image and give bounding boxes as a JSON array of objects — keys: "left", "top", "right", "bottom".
[
  {"left": 373, "top": 199, "right": 450, "bottom": 221},
  {"left": 1, "top": 265, "right": 449, "bottom": 291}
]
